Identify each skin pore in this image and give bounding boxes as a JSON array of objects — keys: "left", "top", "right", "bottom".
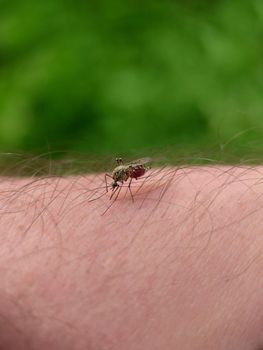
[{"left": 0, "top": 165, "right": 262, "bottom": 349}]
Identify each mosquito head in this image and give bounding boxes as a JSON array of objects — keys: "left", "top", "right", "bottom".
[{"left": 111, "top": 181, "right": 119, "bottom": 190}]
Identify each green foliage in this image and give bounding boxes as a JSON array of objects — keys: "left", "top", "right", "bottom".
[{"left": 0, "top": 0, "right": 263, "bottom": 158}]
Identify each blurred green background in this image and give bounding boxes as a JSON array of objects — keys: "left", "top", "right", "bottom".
[{"left": 0, "top": 0, "right": 263, "bottom": 166}]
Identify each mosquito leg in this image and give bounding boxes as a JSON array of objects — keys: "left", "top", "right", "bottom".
[{"left": 128, "top": 178, "right": 134, "bottom": 202}]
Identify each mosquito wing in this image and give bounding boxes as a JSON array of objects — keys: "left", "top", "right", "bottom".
[{"left": 128, "top": 157, "right": 152, "bottom": 166}]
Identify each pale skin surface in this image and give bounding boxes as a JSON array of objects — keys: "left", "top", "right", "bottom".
[{"left": 0, "top": 166, "right": 262, "bottom": 349}]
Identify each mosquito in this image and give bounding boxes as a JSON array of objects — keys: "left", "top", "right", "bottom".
[{"left": 105, "top": 157, "right": 151, "bottom": 201}]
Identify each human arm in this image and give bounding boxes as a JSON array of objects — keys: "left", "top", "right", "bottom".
[{"left": 0, "top": 166, "right": 262, "bottom": 349}]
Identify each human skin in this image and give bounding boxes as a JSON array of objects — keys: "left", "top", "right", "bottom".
[{"left": 0, "top": 166, "right": 262, "bottom": 350}]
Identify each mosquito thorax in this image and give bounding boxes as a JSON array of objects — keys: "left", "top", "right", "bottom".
[{"left": 112, "top": 166, "right": 125, "bottom": 179}]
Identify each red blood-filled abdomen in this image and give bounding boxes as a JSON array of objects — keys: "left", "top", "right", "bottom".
[{"left": 131, "top": 166, "right": 146, "bottom": 179}]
